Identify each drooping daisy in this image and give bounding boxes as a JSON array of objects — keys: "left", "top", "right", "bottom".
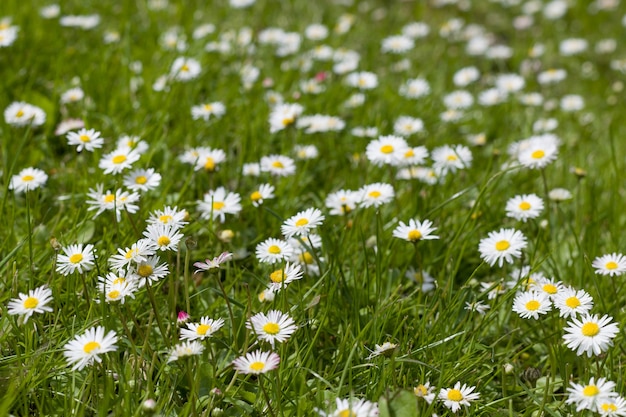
[
  {"left": 554, "top": 287, "right": 593, "bottom": 318},
  {"left": 167, "top": 340, "right": 205, "bottom": 363},
  {"left": 250, "top": 183, "right": 275, "bottom": 207},
  {"left": 123, "top": 168, "right": 162, "bottom": 192},
  {"left": 563, "top": 313, "right": 619, "bottom": 357},
  {"left": 63, "top": 326, "right": 118, "bottom": 371},
  {"left": 505, "top": 194, "right": 544, "bottom": 222},
  {"left": 99, "top": 147, "right": 141, "bottom": 175},
  {"left": 143, "top": 223, "right": 184, "bottom": 252},
  {"left": 566, "top": 377, "right": 617, "bottom": 412},
  {"left": 7, "top": 285, "right": 54, "bottom": 323},
  {"left": 358, "top": 182, "right": 395, "bottom": 208},
  {"left": 9, "top": 167, "right": 48, "bottom": 193},
  {"left": 367, "top": 342, "right": 398, "bottom": 359},
  {"left": 247, "top": 310, "right": 297, "bottom": 348},
  {"left": 392, "top": 219, "right": 439, "bottom": 242},
  {"left": 191, "top": 101, "right": 226, "bottom": 121},
  {"left": 232, "top": 349, "right": 280, "bottom": 374},
  {"left": 414, "top": 381, "right": 436, "bottom": 404},
  {"left": 67, "top": 128, "right": 104, "bottom": 152},
  {"left": 592, "top": 253, "right": 626, "bottom": 277},
  {"left": 268, "top": 262, "right": 303, "bottom": 290},
  {"left": 193, "top": 252, "right": 233, "bottom": 273},
  {"left": 317, "top": 397, "right": 379, "bottom": 417},
  {"left": 256, "top": 238, "right": 294, "bottom": 264},
  {"left": 56, "top": 244, "right": 95, "bottom": 275},
  {"left": 281, "top": 208, "right": 325, "bottom": 238},
  {"left": 129, "top": 255, "right": 170, "bottom": 287},
  {"left": 180, "top": 317, "right": 225, "bottom": 341},
  {"left": 365, "top": 135, "right": 409, "bottom": 167},
  {"left": 478, "top": 228, "right": 527, "bottom": 267},
  {"left": 438, "top": 382, "right": 480, "bottom": 413},
  {"left": 511, "top": 291, "right": 552, "bottom": 319},
  {"left": 197, "top": 187, "right": 242, "bottom": 223}
]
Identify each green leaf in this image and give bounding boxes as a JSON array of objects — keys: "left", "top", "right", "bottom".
[{"left": 379, "top": 390, "right": 418, "bottom": 417}]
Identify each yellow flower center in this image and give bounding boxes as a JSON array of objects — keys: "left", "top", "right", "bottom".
[
  {"left": 135, "top": 175, "right": 147, "bottom": 184},
  {"left": 104, "top": 194, "right": 115, "bottom": 203},
  {"left": 108, "top": 290, "right": 121, "bottom": 299},
  {"left": 404, "top": 149, "right": 414, "bottom": 158},
  {"left": 113, "top": 277, "right": 125, "bottom": 285},
  {"left": 295, "top": 218, "right": 309, "bottom": 227},
  {"left": 203, "top": 104, "right": 213, "bottom": 111},
  {"left": 204, "top": 157, "right": 215, "bottom": 171},
  {"left": 447, "top": 154, "right": 458, "bottom": 161},
  {"left": 299, "top": 251, "right": 314, "bottom": 264},
  {"left": 251, "top": 191, "right": 262, "bottom": 201},
  {"left": 213, "top": 201, "right": 225, "bottom": 210},
  {"left": 22, "top": 175, "right": 34, "bottom": 182},
  {"left": 112, "top": 155, "right": 127, "bottom": 164},
  {"left": 581, "top": 322, "right": 599, "bottom": 337},
  {"left": 338, "top": 410, "right": 356, "bottom": 417},
  {"left": 69, "top": 254, "right": 83, "bottom": 264},
  {"left": 157, "top": 236, "right": 171, "bottom": 247},
  {"left": 124, "top": 249, "right": 136, "bottom": 259},
  {"left": 525, "top": 300, "right": 540, "bottom": 311},
  {"left": 180, "top": 64, "right": 190, "bottom": 72},
  {"left": 380, "top": 145, "right": 394, "bottom": 154},
  {"left": 565, "top": 296, "right": 581, "bottom": 308},
  {"left": 79, "top": 135, "right": 91, "bottom": 143},
  {"left": 606, "top": 261, "right": 618, "bottom": 270},
  {"left": 83, "top": 341, "right": 101, "bottom": 354},
  {"left": 601, "top": 403, "right": 618, "bottom": 412},
  {"left": 414, "top": 385, "right": 428, "bottom": 396},
  {"left": 270, "top": 269, "right": 285, "bottom": 283},
  {"left": 583, "top": 385, "right": 599, "bottom": 397},
  {"left": 282, "top": 117, "right": 295, "bottom": 126},
  {"left": 249, "top": 361, "right": 265, "bottom": 372},
  {"left": 262, "top": 322, "right": 280, "bottom": 335},
  {"left": 196, "top": 324, "right": 211, "bottom": 335},
  {"left": 24, "top": 297, "right": 39, "bottom": 309},
  {"left": 16, "top": 109, "right": 24, "bottom": 117},
  {"left": 531, "top": 150, "right": 545, "bottom": 159},
  {"left": 408, "top": 230, "right": 422, "bottom": 241},
  {"left": 138, "top": 264, "right": 153, "bottom": 277},
  {"left": 495, "top": 240, "right": 510, "bottom": 251},
  {"left": 272, "top": 161, "right": 284, "bottom": 168},
  {"left": 542, "top": 284, "right": 558, "bottom": 294},
  {"left": 159, "top": 214, "right": 173, "bottom": 223},
  {"left": 368, "top": 190, "right": 381, "bottom": 198},
  {"left": 519, "top": 201, "right": 531, "bottom": 210},
  {"left": 268, "top": 245, "right": 282, "bottom": 254},
  {"left": 447, "top": 389, "right": 463, "bottom": 402}
]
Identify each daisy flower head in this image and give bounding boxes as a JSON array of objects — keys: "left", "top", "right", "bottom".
[
  {"left": 123, "top": 168, "right": 162, "bottom": 192},
  {"left": 478, "top": 228, "right": 527, "bottom": 267},
  {"left": 191, "top": 101, "right": 226, "bottom": 121},
  {"left": 67, "top": 128, "right": 104, "bottom": 152},
  {"left": 317, "top": 397, "right": 379, "bottom": 417},
  {"left": 56, "top": 244, "right": 95, "bottom": 275},
  {"left": 63, "top": 326, "right": 118, "bottom": 371},
  {"left": 108, "top": 239, "right": 156, "bottom": 272},
  {"left": 592, "top": 253, "right": 626, "bottom": 277},
  {"left": 250, "top": 183, "right": 275, "bottom": 207},
  {"left": 392, "top": 219, "right": 439, "bottom": 242},
  {"left": 194, "top": 252, "right": 233, "bottom": 273},
  {"left": 4, "top": 101, "right": 46, "bottom": 127},
  {"left": 268, "top": 103, "right": 304, "bottom": 133},
  {"left": 180, "top": 317, "right": 225, "bottom": 341},
  {"left": 414, "top": 381, "right": 436, "bottom": 404},
  {"left": 453, "top": 66, "right": 480, "bottom": 87},
  {"left": 563, "top": 313, "right": 619, "bottom": 357},
  {"left": 86, "top": 186, "right": 140, "bottom": 221},
  {"left": 167, "top": 340, "right": 205, "bottom": 363},
  {"left": 358, "top": 182, "right": 395, "bottom": 208},
  {"left": 143, "top": 223, "right": 184, "bottom": 252},
  {"left": 393, "top": 116, "right": 424, "bottom": 137},
  {"left": 7, "top": 285, "right": 54, "bottom": 323},
  {"left": 281, "top": 208, "right": 325, "bottom": 238},
  {"left": 505, "top": 194, "right": 544, "bottom": 222},
  {"left": 365, "top": 135, "right": 409, "bottom": 167},
  {"left": 438, "top": 382, "right": 480, "bottom": 413},
  {"left": 554, "top": 286, "right": 593, "bottom": 318},
  {"left": 367, "top": 342, "right": 397, "bottom": 359},
  {"left": 345, "top": 71, "right": 378, "bottom": 90},
  {"left": 512, "top": 291, "right": 552, "bottom": 319},
  {"left": 405, "top": 268, "right": 436, "bottom": 293},
  {"left": 170, "top": 56, "right": 201, "bottom": 81},
  {"left": 268, "top": 262, "right": 303, "bottom": 290},
  {"left": 197, "top": 187, "right": 242, "bottom": 223},
  {"left": 129, "top": 255, "right": 170, "bottom": 287},
  {"left": 99, "top": 146, "right": 141, "bottom": 175},
  {"left": 443, "top": 90, "right": 474, "bottom": 109},
  {"left": 530, "top": 277, "right": 563, "bottom": 300},
  {"left": 9, "top": 167, "right": 48, "bottom": 193},
  {"left": 566, "top": 377, "right": 617, "bottom": 412},
  {"left": 381, "top": 34, "right": 414, "bottom": 53},
  {"left": 147, "top": 206, "right": 188, "bottom": 229},
  {"left": 60, "top": 87, "right": 85, "bottom": 104},
  {"left": 247, "top": 310, "right": 297, "bottom": 348},
  {"left": 399, "top": 77, "right": 431, "bottom": 98},
  {"left": 431, "top": 144, "right": 472, "bottom": 174},
  {"left": 260, "top": 154, "right": 296, "bottom": 177},
  {"left": 256, "top": 237, "right": 294, "bottom": 264},
  {"left": 117, "top": 135, "right": 149, "bottom": 154},
  {"left": 232, "top": 349, "right": 280, "bottom": 374},
  {"left": 517, "top": 136, "right": 559, "bottom": 169},
  {"left": 598, "top": 396, "right": 626, "bottom": 416},
  {"left": 194, "top": 147, "right": 226, "bottom": 172},
  {"left": 97, "top": 272, "right": 136, "bottom": 304}
]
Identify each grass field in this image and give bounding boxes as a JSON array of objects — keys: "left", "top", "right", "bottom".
[{"left": 2, "top": 0, "right": 626, "bottom": 415}]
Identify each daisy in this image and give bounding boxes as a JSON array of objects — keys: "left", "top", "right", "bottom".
[
  {"left": 260, "top": 154, "right": 296, "bottom": 177},
  {"left": 281, "top": 208, "right": 325, "bottom": 238},
  {"left": 367, "top": 342, "right": 397, "bottom": 359},
  {"left": 9, "top": 167, "right": 48, "bottom": 193},
  {"left": 147, "top": 206, "right": 188, "bottom": 228},
  {"left": 431, "top": 144, "right": 472, "bottom": 174},
  {"left": 517, "top": 136, "right": 559, "bottom": 169},
  {"left": 193, "top": 251, "right": 233, "bottom": 273},
  {"left": 294, "top": 144, "right": 319, "bottom": 160},
  {"left": 443, "top": 90, "right": 474, "bottom": 109},
  {"left": 268, "top": 262, "right": 303, "bottom": 290},
  {"left": 232, "top": 350, "right": 280, "bottom": 374},
  {"left": 345, "top": 71, "right": 378, "bottom": 90},
  {"left": 4, "top": 102, "right": 46, "bottom": 127},
  {"left": 358, "top": 182, "right": 395, "bottom": 208},
  {"left": 453, "top": 66, "right": 480, "bottom": 87},
  {"left": 250, "top": 183, "right": 275, "bottom": 207},
  {"left": 63, "top": 326, "right": 118, "bottom": 371},
  {"left": 191, "top": 102, "right": 226, "bottom": 121},
  {"left": 99, "top": 147, "right": 141, "bottom": 175},
  {"left": 566, "top": 377, "right": 617, "bottom": 412},
  {"left": 554, "top": 287, "right": 594, "bottom": 318},
  {"left": 393, "top": 116, "right": 424, "bottom": 136},
  {"left": 505, "top": 194, "right": 544, "bottom": 222},
  {"left": 592, "top": 253, "right": 626, "bottom": 276},
  {"left": 67, "top": 128, "right": 104, "bottom": 152},
  {"left": 170, "top": 57, "right": 201, "bottom": 81},
  {"left": 256, "top": 238, "right": 294, "bottom": 264},
  {"left": 438, "top": 382, "right": 480, "bottom": 413},
  {"left": 392, "top": 219, "right": 439, "bottom": 242},
  {"left": 7, "top": 285, "right": 54, "bottom": 323},
  {"left": 317, "top": 397, "right": 379, "bottom": 417},
  {"left": 414, "top": 381, "right": 436, "bottom": 404},
  {"left": 129, "top": 255, "right": 170, "bottom": 286},
  {"left": 108, "top": 239, "right": 156, "bottom": 272},
  {"left": 143, "top": 223, "right": 184, "bottom": 252},
  {"left": 247, "top": 310, "right": 297, "bottom": 348},
  {"left": 478, "top": 228, "right": 527, "bottom": 267},
  {"left": 180, "top": 317, "right": 225, "bottom": 341},
  {"left": 268, "top": 103, "right": 304, "bottom": 133},
  {"left": 54, "top": 118, "right": 85, "bottom": 136},
  {"left": 399, "top": 77, "right": 430, "bottom": 98},
  {"left": 243, "top": 162, "right": 261, "bottom": 177},
  {"left": 197, "top": 187, "right": 242, "bottom": 223},
  {"left": 465, "top": 301, "right": 491, "bottom": 314},
  {"left": 563, "top": 313, "right": 619, "bottom": 357},
  {"left": 511, "top": 291, "right": 552, "bottom": 319},
  {"left": 381, "top": 35, "right": 414, "bottom": 53},
  {"left": 123, "top": 168, "right": 162, "bottom": 192},
  {"left": 56, "top": 244, "right": 95, "bottom": 275},
  {"left": 598, "top": 396, "right": 626, "bottom": 416},
  {"left": 167, "top": 340, "right": 205, "bottom": 363},
  {"left": 365, "top": 135, "right": 409, "bottom": 167},
  {"left": 60, "top": 87, "right": 85, "bottom": 104},
  {"left": 405, "top": 268, "right": 436, "bottom": 293},
  {"left": 194, "top": 147, "right": 226, "bottom": 172},
  {"left": 96, "top": 273, "right": 137, "bottom": 304},
  {"left": 530, "top": 277, "right": 563, "bottom": 300},
  {"left": 325, "top": 189, "right": 359, "bottom": 216}
]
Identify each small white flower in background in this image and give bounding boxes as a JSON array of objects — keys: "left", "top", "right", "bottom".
[
  {"left": 167, "top": 340, "right": 204, "bottom": 363},
  {"left": 170, "top": 57, "right": 201, "bottom": 81},
  {"left": 9, "top": 167, "right": 48, "bottom": 193},
  {"left": 414, "top": 381, "right": 436, "bottom": 404},
  {"left": 367, "top": 342, "right": 397, "bottom": 359},
  {"left": 4, "top": 101, "right": 46, "bottom": 127},
  {"left": 191, "top": 101, "right": 225, "bottom": 121}
]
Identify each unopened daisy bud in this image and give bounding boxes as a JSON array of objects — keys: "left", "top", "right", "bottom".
[
  {"left": 210, "top": 387, "right": 223, "bottom": 397},
  {"left": 217, "top": 229, "right": 234, "bottom": 243},
  {"left": 142, "top": 399, "right": 157, "bottom": 411},
  {"left": 50, "top": 237, "right": 61, "bottom": 251},
  {"left": 503, "top": 363, "right": 514, "bottom": 374},
  {"left": 177, "top": 311, "right": 190, "bottom": 325}
]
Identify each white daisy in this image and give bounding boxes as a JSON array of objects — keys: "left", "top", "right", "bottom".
[
  {"left": 143, "top": 223, "right": 184, "bottom": 252},
  {"left": 191, "top": 101, "right": 226, "bottom": 121},
  {"left": 478, "top": 228, "right": 527, "bottom": 267},
  {"left": 123, "top": 168, "right": 162, "bottom": 192},
  {"left": 566, "top": 377, "right": 617, "bottom": 412},
  {"left": 7, "top": 285, "right": 54, "bottom": 323},
  {"left": 9, "top": 167, "right": 48, "bottom": 193},
  {"left": 99, "top": 147, "right": 141, "bottom": 175},
  {"left": 438, "top": 382, "right": 480, "bottom": 413},
  {"left": 167, "top": 340, "right": 205, "bottom": 362},
  {"left": 67, "top": 128, "right": 104, "bottom": 152},
  {"left": 413, "top": 381, "right": 436, "bottom": 404},
  {"left": 250, "top": 183, "right": 275, "bottom": 207},
  {"left": 511, "top": 291, "right": 552, "bottom": 319},
  {"left": 281, "top": 208, "right": 325, "bottom": 238},
  {"left": 197, "top": 187, "right": 242, "bottom": 223},
  {"left": 247, "top": 310, "right": 297, "bottom": 348},
  {"left": 180, "top": 317, "right": 225, "bottom": 341},
  {"left": 392, "top": 219, "right": 439, "bottom": 242},
  {"left": 63, "top": 326, "right": 118, "bottom": 371},
  {"left": 256, "top": 238, "right": 294, "bottom": 264},
  {"left": 232, "top": 349, "right": 280, "bottom": 374},
  {"left": 592, "top": 253, "right": 626, "bottom": 277},
  {"left": 358, "top": 183, "right": 395, "bottom": 208},
  {"left": 553, "top": 287, "right": 593, "bottom": 318},
  {"left": 505, "top": 194, "right": 544, "bottom": 222},
  {"left": 260, "top": 154, "right": 296, "bottom": 176},
  {"left": 365, "top": 135, "right": 409, "bottom": 167},
  {"left": 563, "top": 313, "right": 619, "bottom": 357},
  {"left": 268, "top": 262, "right": 303, "bottom": 290},
  {"left": 56, "top": 244, "right": 95, "bottom": 275}
]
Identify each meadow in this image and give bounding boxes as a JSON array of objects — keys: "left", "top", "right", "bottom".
[{"left": 2, "top": 0, "right": 626, "bottom": 415}]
